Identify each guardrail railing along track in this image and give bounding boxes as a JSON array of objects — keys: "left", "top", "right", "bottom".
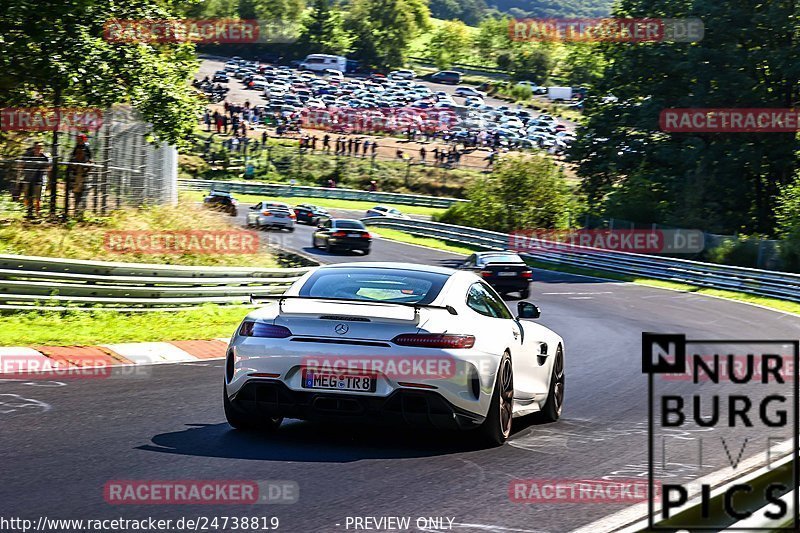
[
  {"left": 178, "top": 179, "right": 468, "bottom": 209},
  {"left": 361, "top": 217, "right": 800, "bottom": 304},
  {"left": 0, "top": 254, "right": 311, "bottom": 311}
]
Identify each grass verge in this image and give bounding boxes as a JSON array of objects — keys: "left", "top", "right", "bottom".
[
  {"left": 0, "top": 305, "right": 249, "bottom": 346},
  {"left": 373, "top": 227, "right": 800, "bottom": 315},
  {"left": 0, "top": 194, "right": 277, "bottom": 267}
]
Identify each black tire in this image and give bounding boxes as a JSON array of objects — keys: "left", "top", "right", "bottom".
[
  {"left": 520, "top": 288, "right": 530, "bottom": 300},
  {"left": 362, "top": 248, "right": 371, "bottom": 255},
  {"left": 223, "top": 385, "right": 283, "bottom": 432},
  {"left": 326, "top": 241, "right": 334, "bottom": 253},
  {"left": 287, "top": 226, "right": 295, "bottom": 232},
  {"left": 540, "top": 345, "right": 565, "bottom": 422},
  {"left": 477, "top": 352, "right": 514, "bottom": 446},
  {"left": 312, "top": 236, "right": 318, "bottom": 248}
]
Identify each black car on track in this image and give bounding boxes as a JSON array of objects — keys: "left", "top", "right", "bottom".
[
  {"left": 293, "top": 204, "right": 330, "bottom": 225},
  {"left": 460, "top": 251, "right": 532, "bottom": 299},
  {"left": 312, "top": 218, "right": 371, "bottom": 254}
]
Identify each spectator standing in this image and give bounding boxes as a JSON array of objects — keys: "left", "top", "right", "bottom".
[
  {"left": 68, "top": 134, "right": 92, "bottom": 214},
  {"left": 19, "top": 141, "right": 50, "bottom": 218}
]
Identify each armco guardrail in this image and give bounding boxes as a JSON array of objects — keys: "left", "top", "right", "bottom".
[
  {"left": 361, "top": 217, "right": 800, "bottom": 303},
  {"left": 0, "top": 254, "right": 311, "bottom": 311},
  {"left": 179, "top": 179, "right": 468, "bottom": 209}
]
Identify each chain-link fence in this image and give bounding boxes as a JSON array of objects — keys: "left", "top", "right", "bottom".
[{"left": 0, "top": 106, "right": 177, "bottom": 218}]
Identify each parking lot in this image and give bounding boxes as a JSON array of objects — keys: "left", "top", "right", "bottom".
[{"left": 195, "top": 56, "right": 576, "bottom": 156}]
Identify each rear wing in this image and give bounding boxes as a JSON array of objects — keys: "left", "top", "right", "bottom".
[{"left": 250, "top": 295, "right": 458, "bottom": 316}]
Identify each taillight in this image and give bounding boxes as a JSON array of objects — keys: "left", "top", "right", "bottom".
[
  {"left": 261, "top": 210, "right": 272, "bottom": 216},
  {"left": 521, "top": 270, "right": 533, "bottom": 279},
  {"left": 480, "top": 270, "right": 492, "bottom": 277},
  {"left": 392, "top": 334, "right": 475, "bottom": 349},
  {"left": 332, "top": 231, "right": 347, "bottom": 237},
  {"left": 289, "top": 213, "right": 296, "bottom": 219},
  {"left": 362, "top": 232, "right": 371, "bottom": 238},
  {"left": 238, "top": 321, "right": 292, "bottom": 338}
]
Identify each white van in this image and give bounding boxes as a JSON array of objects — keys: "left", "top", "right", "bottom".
[{"left": 299, "top": 54, "right": 347, "bottom": 73}]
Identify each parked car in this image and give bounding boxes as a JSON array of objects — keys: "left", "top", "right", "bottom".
[
  {"left": 312, "top": 218, "right": 371, "bottom": 254},
  {"left": 459, "top": 251, "right": 533, "bottom": 299},
  {"left": 212, "top": 71, "right": 229, "bottom": 83},
  {"left": 515, "top": 81, "right": 547, "bottom": 95},
  {"left": 388, "top": 69, "right": 416, "bottom": 80},
  {"left": 366, "top": 205, "right": 409, "bottom": 219},
  {"left": 294, "top": 204, "right": 330, "bottom": 225},
  {"left": 246, "top": 201, "right": 296, "bottom": 231},
  {"left": 203, "top": 191, "right": 238, "bottom": 216},
  {"left": 455, "top": 86, "right": 487, "bottom": 98},
  {"left": 323, "top": 69, "right": 344, "bottom": 81},
  {"left": 430, "top": 71, "right": 462, "bottom": 84}
]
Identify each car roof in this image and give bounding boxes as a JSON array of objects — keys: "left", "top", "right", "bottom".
[
  {"left": 476, "top": 251, "right": 523, "bottom": 258},
  {"left": 320, "top": 262, "right": 456, "bottom": 276}
]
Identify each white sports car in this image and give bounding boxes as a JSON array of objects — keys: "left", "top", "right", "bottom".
[{"left": 224, "top": 263, "right": 565, "bottom": 445}]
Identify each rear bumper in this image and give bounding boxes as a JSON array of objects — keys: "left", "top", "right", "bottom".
[
  {"left": 229, "top": 379, "right": 485, "bottom": 430},
  {"left": 330, "top": 238, "right": 371, "bottom": 250},
  {"left": 259, "top": 216, "right": 294, "bottom": 228},
  {"left": 486, "top": 279, "right": 530, "bottom": 291}
]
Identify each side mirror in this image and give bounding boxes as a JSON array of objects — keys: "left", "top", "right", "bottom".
[{"left": 517, "top": 301, "right": 540, "bottom": 320}]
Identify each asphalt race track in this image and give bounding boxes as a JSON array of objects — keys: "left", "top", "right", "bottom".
[{"left": 2, "top": 213, "right": 799, "bottom": 532}]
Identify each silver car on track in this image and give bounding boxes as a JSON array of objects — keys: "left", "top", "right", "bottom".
[{"left": 224, "top": 262, "right": 565, "bottom": 445}]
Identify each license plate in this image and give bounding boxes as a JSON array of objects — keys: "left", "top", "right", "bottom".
[
  {"left": 302, "top": 369, "right": 376, "bottom": 392},
  {"left": 347, "top": 233, "right": 362, "bottom": 237},
  {"left": 498, "top": 271, "right": 517, "bottom": 277}
]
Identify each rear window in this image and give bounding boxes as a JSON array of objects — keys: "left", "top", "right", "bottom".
[
  {"left": 334, "top": 220, "right": 366, "bottom": 229},
  {"left": 478, "top": 254, "right": 524, "bottom": 265},
  {"left": 299, "top": 268, "right": 450, "bottom": 304}
]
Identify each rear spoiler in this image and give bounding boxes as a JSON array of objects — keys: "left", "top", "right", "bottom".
[{"left": 250, "top": 295, "right": 458, "bottom": 316}]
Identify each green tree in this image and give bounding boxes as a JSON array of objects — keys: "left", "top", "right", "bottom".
[
  {"left": 569, "top": 0, "right": 800, "bottom": 234},
  {"left": 439, "top": 155, "right": 573, "bottom": 232},
  {"left": 428, "top": 20, "right": 471, "bottom": 69},
  {"left": 428, "top": 0, "right": 486, "bottom": 26},
  {"left": 776, "top": 174, "right": 800, "bottom": 271},
  {"left": 345, "top": 0, "right": 430, "bottom": 68},
  {"left": 474, "top": 16, "right": 513, "bottom": 68},
  {"left": 298, "top": 0, "right": 352, "bottom": 55},
  {"left": 0, "top": 0, "right": 200, "bottom": 147},
  {"left": 508, "top": 45, "right": 554, "bottom": 82},
  {"left": 557, "top": 42, "right": 606, "bottom": 88}
]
